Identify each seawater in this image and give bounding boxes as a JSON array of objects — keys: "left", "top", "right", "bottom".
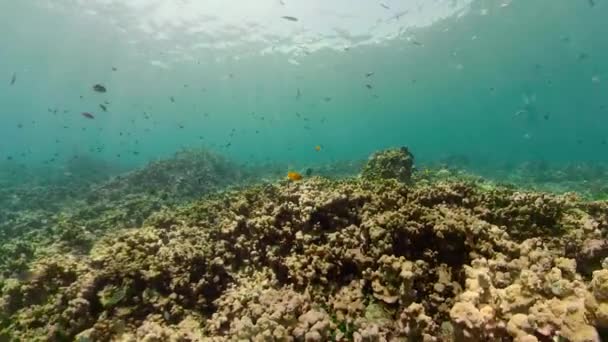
[{"left": 1, "top": 0, "right": 607, "bottom": 183}]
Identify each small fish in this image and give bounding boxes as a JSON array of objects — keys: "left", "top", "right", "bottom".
[
  {"left": 588, "top": 0, "right": 595, "bottom": 7},
  {"left": 296, "top": 88, "right": 301, "bottom": 99},
  {"left": 315, "top": 145, "right": 321, "bottom": 151},
  {"left": 81, "top": 112, "right": 95, "bottom": 119},
  {"left": 323, "top": 97, "right": 332, "bottom": 102},
  {"left": 170, "top": 96, "right": 175, "bottom": 103},
  {"left": 578, "top": 52, "right": 589, "bottom": 61},
  {"left": 380, "top": 3, "right": 390, "bottom": 9},
  {"left": 411, "top": 40, "right": 423, "bottom": 46},
  {"left": 514, "top": 110, "right": 527, "bottom": 117},
  {"left": 99, "top": 104, "right": 107, "bottom": 112},
  {"left": 112, "top": 67, "right": 118, "bottom": 71},
  {"left": 10, "top": 73, "right": 16, "bottom": 85},
  {"left": 543, "top": 114, "right": 550, "bottom": 120},
  {"left": 281, "top": 16, "right": 299, "bottom": 21},
  {"left": 365, "top": 84, "right": 373, "bottom": 89},
  {"left": 365, "top": 72, "right": 374, "bottom": 77},
  {"left": 305, "top": 168, "right": 313, "bottom": 176},
  {"left": 287, "top": 171, "right": 303, "bottom": 181},
  {"left": 93, "top": 84, "right": 107, "bottom": 93}
]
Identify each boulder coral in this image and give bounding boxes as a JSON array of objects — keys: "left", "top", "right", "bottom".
[{"left": 360, "top": 146, "right": 414, "bottom": 183}]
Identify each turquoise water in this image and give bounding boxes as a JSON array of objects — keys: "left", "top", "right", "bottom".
[{"left": 1, "top": 0, "right": 607, "bottom": 179}]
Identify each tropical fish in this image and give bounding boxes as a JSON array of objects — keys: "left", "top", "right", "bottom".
[
  {"left": 99, "top": 104, "right": 107, "bottom": 112},
  {"left": 287, "top": 171, "right": 303, "bottom": 181},
  {"left": 315, "top": 145, "right": 321, "bottom": 151},
  {"left": 305, "top": 168, "right": 313, "bottom": 176},
  {"left": 10, "top": 73, "right": 16, "bottom": 85},
  {"left": 93, "top": 84, "right": 107, "bottom": 93},
  {"left": 366, "top": 84, "right": 373, "bottom": 89},
  {"left": 81, "top": 112, "right": 95, "bottom": 119},
  {"left": 281, "top": 16, "right": 298, "bottom": 21},
  {"left": 366, "top": 72, "right": 374, "bottom": 77}
]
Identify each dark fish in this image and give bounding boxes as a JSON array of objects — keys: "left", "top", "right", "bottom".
[
  {"left": 99, "top": 104, "right": 107, "bottom": 112},
  {"left": 323, "top": 97, "right": 332, "bottom": 102},
  {"left": 10, "top": 73, "right": 16, "bottom": 85},
  {"left": 589, "top": 0, "right": 595, "bottom": 7},
  {"left": 279, "top": 0, "right": 285, "bottom": 5},
  {"left": 366, "top": 84, "right": 373, "bottom": 89},
  {"left": 112, "top": 67, "right": 118, "bottom": 71},
  {"left": 281, "top": 16, "right": 298, "bottom": 21},
  {"left": 6, "top": 156, "right": 12, "bottom": 161},
  {"left": 305, "top": 168, "right": 313, "bottom": 176},
  {"left": 543, "top": 114, "right": 550, "bottom": 120},
  {"left": 578, "top": 53, "right": 589, "bottom": 61},
  {"left": 296, "top": 88, "right": 301, "bottom": 99},
  {"left": 411, "top": 40, "right": 423, "bottom": 46},
  {"left": 170, "top": 96, "right": 175, "bottom": 103},
  {"left": 380, "top": 3, "right": 390, "bottom": 9},
  {"left": 104, "top": 101, "right": 110, "bottom": 105},
  {"left": 93, "top": 84, "right": 107, "bottom": 93},
  {"left": 365, "top": 72, "right": 374, "bottom": 77},
  {"left": 81, "top": 112, "right": 95, "bottom": 119}
]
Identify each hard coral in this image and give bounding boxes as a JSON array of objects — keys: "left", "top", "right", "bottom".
[
  {"left": 361, "top": 146, "right": 414, "bottom": 183},
  {"left": 2, "top": 165, "right": 608, "bottom": 341}
]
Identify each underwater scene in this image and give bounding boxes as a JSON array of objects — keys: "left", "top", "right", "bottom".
[{"left": 2, "top": 0, "right": 608, "bottom": 340}]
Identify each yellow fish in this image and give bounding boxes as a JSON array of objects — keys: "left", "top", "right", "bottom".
[{"left": 287, "top": 171, "right": 303, "bottom": 181}]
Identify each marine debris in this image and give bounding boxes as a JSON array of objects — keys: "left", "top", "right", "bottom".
[{"left": 1, "top": 148, "right": 608, "bottom": 341}]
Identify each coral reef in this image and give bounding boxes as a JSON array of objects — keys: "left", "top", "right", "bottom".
[
  {"left": 0, "top": 149, "right": 249, "bottom": 280},
  {"left": 2, "top": 169, "right": 608, "bottom": 341},
  {"left": 361, "top": 147, "right": 414, "bottom": 183}
]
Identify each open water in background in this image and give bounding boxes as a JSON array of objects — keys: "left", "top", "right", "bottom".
[{"left": 1, "top": 0, "right": 607, "bottom": 182}]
